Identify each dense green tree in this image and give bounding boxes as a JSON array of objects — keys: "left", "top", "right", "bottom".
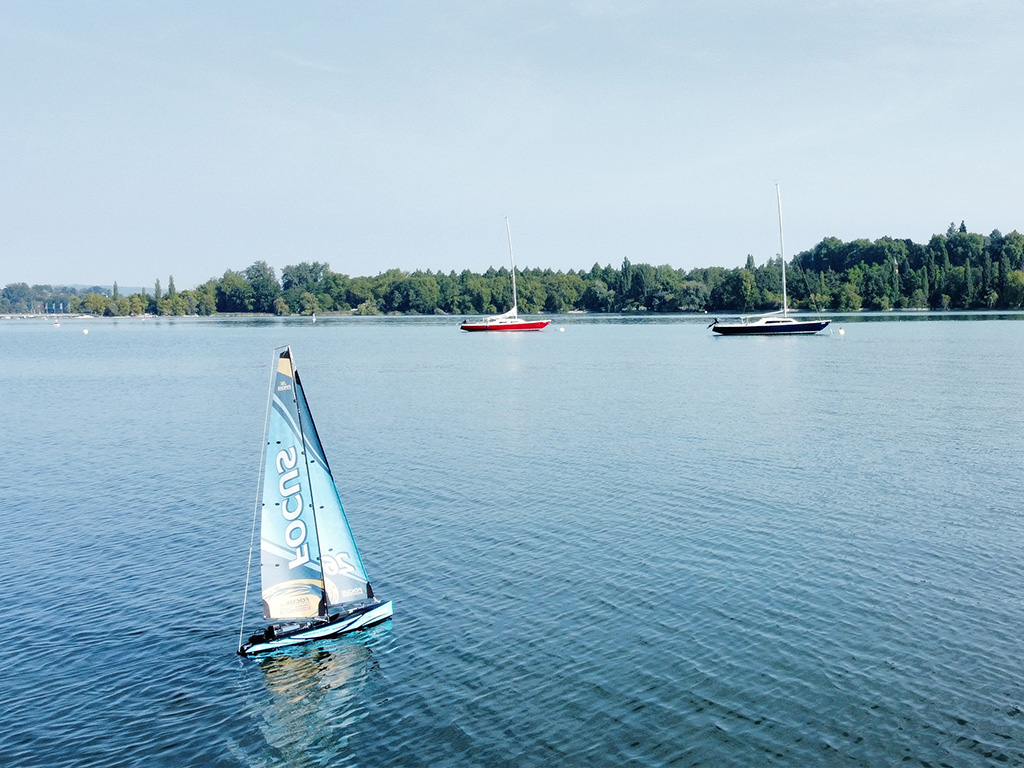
[
  {"left": 281, "top": 262, "right": 329, "bottom": 292},
  {"left": 178, "top": 291, "right": 198, "bottom": 315},
  {"left": 1004, "top": 271, "right": 1024, "bottom": 308},
  {"left": 216, "top": 270, "right": 254, "bottom": 312},
  {"left": 998, "top": 253, "right": 1011, "bottom": 300},
  {"left": 2, "top": 283, "right": 31, "bottom": 312},
  {"left": 436, "top": 271, "right": 462, "bottom": 313},
  {"left": 82, "top": 292, "right": 107, "bottom": 314},
  {"left": 946, "top": 231, "right": 984, "bottom": 267},
  {"left": 711, "top": 269, "right": 758, "bottom": 312},
  {"left": 458, "top": 275, "right": 491, "bottom": 313},
  {"left": 753, "top": 258, "right": 782, "bottom": 310},
  {"left": 321, "top": 272, "right": 351, "bottom": 311},
  {"left": 516, "top": 274, "right": 546, "bottom": 312},
  {"left": 299, "top": 292, "right": 319, "bottom": 315},
  {"left": 618, "top": 257, "right": 633, "bottom": 299},
  {"left": 193, "top": 280, "right": 217, "bottom": 315},
  {"left": 1003, "top": 232, "right": 1024, "bottom": 270},
  {"left": 673, "top": 281, "right": 709, "bottom": 311},
  {"left": 837, "top": 282, "right": 862, "bottom": 311},
  {"left": 542, "top": 272, "right": 583, "bottom": 313},
  {"left": 245, "top": 261, "right": 281, "bottom": 313},
  {"left": 627, "top": 263, "right": 658, "bottom": 309},
  {"left": 580, "top": 279, "right": 614, "bottom": 312},
  {"left": 861, "top": 264, "right": 891, "bottom": 310},
  {"left": 354, "top": 298, "right": 381, "bottom": 315},
  {"left": 383, "top": 274, "right": 441, "bottom": 314},
  {"left": 345, "top": 276, "right": 376, "bottom": 310},
  {"left": 489, "top": 268, "right": 514, "bottom": 312}
]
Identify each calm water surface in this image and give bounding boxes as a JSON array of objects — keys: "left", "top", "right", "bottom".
[{"left": 3, "top": 313, "right": 1024, "bottom": 766}]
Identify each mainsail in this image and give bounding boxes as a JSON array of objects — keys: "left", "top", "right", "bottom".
[{"left": 259, "top": 348, "right": 371, "bottom": 621}]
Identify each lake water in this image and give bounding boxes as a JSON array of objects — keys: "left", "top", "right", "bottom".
[{"left": 3, "top": 313, "right": 1024, "bottom": 766}]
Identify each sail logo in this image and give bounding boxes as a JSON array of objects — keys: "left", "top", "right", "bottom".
[
  {"left": 322, "top": 553, "right": 356, "bottom": 577},
  {"left": 276, "top": 446, "right": 310, "bottom": 569}
]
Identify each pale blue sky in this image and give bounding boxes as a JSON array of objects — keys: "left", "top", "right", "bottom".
[{"left": 2, "top": 1, "right": 1022, "bottom": 289}]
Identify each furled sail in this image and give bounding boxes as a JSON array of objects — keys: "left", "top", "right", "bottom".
[{"left": 260, "top": 349, "right": 327, "bottom": 620}]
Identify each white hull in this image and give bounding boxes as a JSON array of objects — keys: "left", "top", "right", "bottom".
[{"left": 240, "top": 601, "right": 393, "bottom": 656}]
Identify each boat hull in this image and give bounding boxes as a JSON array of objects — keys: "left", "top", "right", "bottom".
[
  {"left": 711, "top": 320, "right": 830, "bottom": 335},
  {"left": 239, "top": 600, "right": 393, "bottom": 656},
  {"left": 460, "top": 319, "right": 551, "bottom": 332}
]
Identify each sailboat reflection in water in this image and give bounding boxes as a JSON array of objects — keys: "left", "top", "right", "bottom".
[
  {"left": 238, "top": 346, "right": 392, "bottom": 656},
  {"left": 246, "top": 637, "right": 385, "bottom": 761}
]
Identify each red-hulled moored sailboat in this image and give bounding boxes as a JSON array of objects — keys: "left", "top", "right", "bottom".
[{"left": 461, "top": 218, "right": 550, "bottom": 332}]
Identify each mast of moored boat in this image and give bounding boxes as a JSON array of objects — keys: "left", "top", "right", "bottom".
[
  {"left": 776, "top": 183, "right": 788, "bottom": 316},
  {"left": 506, "top": 217, "right": 519, "bottom": 318}
]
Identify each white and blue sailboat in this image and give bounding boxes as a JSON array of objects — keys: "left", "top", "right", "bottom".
[{"left": 238, "top": 346, "right": 392, "bottom": 656}]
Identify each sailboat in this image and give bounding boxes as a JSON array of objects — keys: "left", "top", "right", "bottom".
[
  {"left": 709, "top": 185, "right": 830, "bottom": 336},
  {"left": 238, "top": 346, "right": 392, "bottom": 656},
  {"left": 460, "top": 218, "right": 551, "bottom": 332}
]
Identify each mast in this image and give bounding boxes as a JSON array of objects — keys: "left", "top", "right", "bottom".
[
  {"left": 776, "top": 183, "right": 788, "bottom": 315},
  {"left": 505, "top": 217, "right": 518, "bottom": 316}
]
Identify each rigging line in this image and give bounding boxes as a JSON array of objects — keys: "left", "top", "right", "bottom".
[
  {"left": 238, "top": 346, "right": 282, "bottom": 651},
  {"left": 792, "top": 258, "right": 830, "bottom": 320},
  {"left": 802, "top": 270, "right": 828, "bottom": 319}
]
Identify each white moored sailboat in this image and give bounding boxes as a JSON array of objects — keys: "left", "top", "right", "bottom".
[
  {"left": 238, "top": 346, "right": 392, "bottom": 656},
  {"left": 709, "top": 184, "right": 830, "bottom": 336}
]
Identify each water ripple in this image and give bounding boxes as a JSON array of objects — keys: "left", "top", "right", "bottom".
[{"left": 3, "top": 318, "right": 1024, "bottom": 766}]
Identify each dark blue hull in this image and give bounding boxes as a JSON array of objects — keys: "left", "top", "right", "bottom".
[{"left": 711, "top": 319, "right": 830, "bottom": 335}]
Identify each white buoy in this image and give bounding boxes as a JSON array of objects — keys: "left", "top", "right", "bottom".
[
  {"left": 83, "top": 328, "right": 89, "bottom": 334},
  {"left": 838, "top": 328, "right": 845, "bottom": 335},
  {"left": 559, "top": 327, "right": 565, "bottom": 332}
]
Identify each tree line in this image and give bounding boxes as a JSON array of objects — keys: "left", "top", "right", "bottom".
[{"left": 5, "top": 223, "right": 1024, "bottom": 317}]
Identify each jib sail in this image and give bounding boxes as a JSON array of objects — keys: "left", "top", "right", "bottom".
[{"left": 292, "top": 363, "right": 373, "bottom": 607}]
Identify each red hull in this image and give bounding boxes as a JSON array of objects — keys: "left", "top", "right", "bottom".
[{"left": 460, "top": 319, "right": 551, "bottom": 332}]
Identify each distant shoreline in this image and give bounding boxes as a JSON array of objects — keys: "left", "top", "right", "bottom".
[{"left": 8, "top": 308, "right": 1024, "bottom": 322}]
